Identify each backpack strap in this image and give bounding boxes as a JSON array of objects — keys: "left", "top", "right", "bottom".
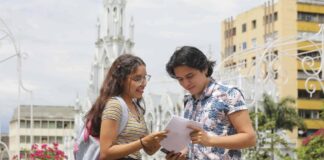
[{"left": 114, "top": 96, "right": 129, "bottom": 134}]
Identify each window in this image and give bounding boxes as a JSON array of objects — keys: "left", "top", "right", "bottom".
[
  {"left": 34, "top": 136, "right": 41, "bottom": 143},
  {"left": 242, "top": 23, "right": 247, "bottom": 33},
  {"left": 20, "top": 136, "right": 26, "bottom": 143},
  {"left": 49, "top": 136, "right": 56, "bottom": 143},
  {"left": 57, "top": 121, "right": 63, "bottom": 129},
  {"left": 49, "top": 121, "right": 55, "bottom": 129},
  {"left": 242, "top": 42, "right": 247, "bottom": 50},
  {"left": 232, "top": 45, "right": 236, "bottom": 53},
  {"left": 299, "top": 109, "right": 320, "bottom": 119},
  {"left": 41, "top": 121, "right": 48, "bottom": 128},
  {"left": 26, "top": 120, "right": 30, "bottom": 128},
  {"left": 57, "top": 136, "right": 63, "bottom": 144},
  {"left": 252, "top": 20, "right": 257, "bottom": 29},
  {"left": 232, "top": 27, "right": 236, "bottom": 36},
  {"left": 34, "top": 120, "right": 41, "bottom": 128},
  {"left": 297, "top": 12, "right": 324, "bottom": 23},
  {"left": 41, "top": 136, "right": 48, "bottom": 143},
  {"left": 298, "top": 89, "right": 324, "bottom": 99},
  {"left": 251, "top": 38, "right": 257, "bottom": 48},
  {"left": 71, "top": 121, "right": 75, "bottom": 129},
  {"left": 20, "top": 120, "right": 26, "bottom": 128},
  {"left": 26, "top": 136, "right": 30, "bottom": 143},
  {"left": 264, "top": 12, "right": 278, "bottom": 24},
  {"left": 64, "top": 121, "right": 70, "bottom": 129},
  {"left": 19, "top": 136, "right": 30, "bottom": 144},
  {"left": 297, "top": 50, "right": 320, "bottom": 59},
  {"left": 274, "top": 12, "right": 278, "bottom": 21}
]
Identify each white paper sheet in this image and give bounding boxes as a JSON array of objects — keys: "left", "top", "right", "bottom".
[{"left": 160, "top": 116, "right": 203, "bottom": 152}]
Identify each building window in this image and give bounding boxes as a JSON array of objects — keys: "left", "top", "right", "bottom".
[
  {"left": 264, "top": 12, "right": 278, "bottom": 24},
  {"left": 299, "top": 109, "right": 320, "bottom": 119},
  {"left": 34, "top": 120, "right": 41, "bottom": 128},
  {"left": 34, "top": 136, "right": 41, "bottom": 143},
  {"left": 26, "top": 136, "right": 30, "bottom": 143},
  {"left": 298, "top": 12, "right": 324, "bottom": 23},
  {"left": 232, "top": 27, "right": 236, "bottom": 36},
  {"left": 26, "top": 120, "right": 30, "bottom": 128},
  {"left": 251, "top": 38, "right": 257, "bottom": 48},
  {"left": 41, "top": 136, "right": 48, "bottom": 143},
  {"left": 242, "top": 42, "right": 247, "bottom": 50},
  {"left": 19, "top": 136, "right": 30, "bottom": 144},
  {"left": 41, "top": 121, "right": 48, "bottom": 128},
  {"left": 225, "top": 27, "right": 237, "bottom": 38},
  {"left": 274, "top": 12, "right": 278, "bottom": 21},
  {"left": 252, "top": 20, "right": 257, "bottom": 29},
  {"left": 49, "top": 136, "right": 56, "bottom": 143},
  {"left": 298, "top": 89, "right": 324, "bottom": 99},
  {"left": 20, "top": 120, "right": 26, "bottom": 128},
  {"left": 298, "top": 50, "right": 321, "bottom": 59},
  {"left": 57, "top": 121, "right": 63, "bottom": 129},
  {"left": 57, "top": 136, "right": 63, "bottom": 144},
  {"left": 242, "top": 23, "right": 247, "bottom": 33},
  {"left": 64, "top": 121, "right": 70, "bottom": 129},
  {"left": 71, "top": 121, "right": 75, "bottom": 129},
  {"left": 20, "top": 136, "right": 25, "bottom": 143},
  {"left": 49, "top": 121, "right": 55, "bottom": 129}
]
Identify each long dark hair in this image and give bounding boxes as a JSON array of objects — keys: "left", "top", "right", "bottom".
[
  {"left": 85, "top": 54, "right": 146, "bottom": 137},
  {"left": 166, "top": 46, "right": 215, "bottom": 78}
]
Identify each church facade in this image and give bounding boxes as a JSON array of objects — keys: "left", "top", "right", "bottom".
[{"left": 74, "top": 0, "right": 184, "bottom": 159}]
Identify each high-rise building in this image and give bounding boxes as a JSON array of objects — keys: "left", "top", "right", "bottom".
[{"left": 220, "top": 0, "right": 324, "bottom": 146}]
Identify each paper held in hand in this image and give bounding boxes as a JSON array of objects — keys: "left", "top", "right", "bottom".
[{"left": 160, "top": 116, "right": 203, "bottom": 153}]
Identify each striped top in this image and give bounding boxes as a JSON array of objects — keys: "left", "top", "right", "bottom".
[{"left": 102, "top": 98, "right": 148, "bottom": 159}]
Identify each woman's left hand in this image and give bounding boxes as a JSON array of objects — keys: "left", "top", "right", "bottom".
[{"left": 187, "top": 125, "right": 211, "bottom": 146}]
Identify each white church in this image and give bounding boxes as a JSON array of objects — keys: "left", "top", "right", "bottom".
[{"left": 74, "top": 0, "right": 185, "bottom": 159}]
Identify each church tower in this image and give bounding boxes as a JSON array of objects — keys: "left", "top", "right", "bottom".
[{"left": 86, "top": 0, "right": 135, "bottom": 106}]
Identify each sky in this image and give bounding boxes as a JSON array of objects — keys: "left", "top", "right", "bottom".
[{"left": 0, "top": 0, "right": 264, "bottom": 133}]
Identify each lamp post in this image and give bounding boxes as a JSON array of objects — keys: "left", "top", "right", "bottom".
[{"left": 0, "top": 17, "right": 33, "bottom": 160}]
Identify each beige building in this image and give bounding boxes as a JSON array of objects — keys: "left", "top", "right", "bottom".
[
  {"left": 9, "top": 105, "right": 75, "bottom": 158},
  {"left": 221, "top": 0, "right": 324, "bottom": 146}
]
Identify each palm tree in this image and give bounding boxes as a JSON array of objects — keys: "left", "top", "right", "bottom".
[{"left": 261, "top": 94, "right": 305, "bottom": 160}]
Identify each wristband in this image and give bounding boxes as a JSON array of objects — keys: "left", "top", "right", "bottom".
[{"left": 139, "top": 137, "right": 147, "bottom": 149}]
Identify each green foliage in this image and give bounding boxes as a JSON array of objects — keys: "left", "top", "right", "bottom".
[
  {"left": 297, "top": 136, "right": 324, "bottom": 160},
  {"left": 244, "top": 94, "right": 305, "bottom": 160}
]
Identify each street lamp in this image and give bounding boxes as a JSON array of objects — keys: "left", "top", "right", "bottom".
[{"left": 0, "top": 17, "right": 33, "bottom": 160}]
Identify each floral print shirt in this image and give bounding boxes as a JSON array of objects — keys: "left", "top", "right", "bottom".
[{"left": 183, "top": 79, "right": 247, "bottom": 160}]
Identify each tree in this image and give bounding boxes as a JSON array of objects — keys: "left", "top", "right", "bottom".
[
  {"left": 244, "top": 94, "right": 305, "bottom": 160},
  {"left": 297, "top": 135, "right": 324, "bottom": 159}
]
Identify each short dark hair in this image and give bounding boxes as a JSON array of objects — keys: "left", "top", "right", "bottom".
[{"left": 166, "top": 46, "right": 215, "bottom": 78}]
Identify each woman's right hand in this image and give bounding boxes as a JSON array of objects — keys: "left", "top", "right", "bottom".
[
  {"left": 142, "top": 130, "right": 168, "bottom": 147},
  {"left": 141, "top": 131, "right": 168, "bottom": 154}
]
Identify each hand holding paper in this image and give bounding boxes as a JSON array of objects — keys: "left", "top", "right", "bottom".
[
  {"left": 187, "top": 125, "right": 211, "bottom": 146},
  {"left": 160, "top": 116, "right": 203, "bottom": 152}
]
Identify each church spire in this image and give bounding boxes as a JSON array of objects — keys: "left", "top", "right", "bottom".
[{"left": 129, "top": 16, "right": 134, "bottom": 41}]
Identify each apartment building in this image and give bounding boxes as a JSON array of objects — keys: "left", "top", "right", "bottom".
[{"left": 221, "top": 0, "right": 324, "bottom": 146}]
